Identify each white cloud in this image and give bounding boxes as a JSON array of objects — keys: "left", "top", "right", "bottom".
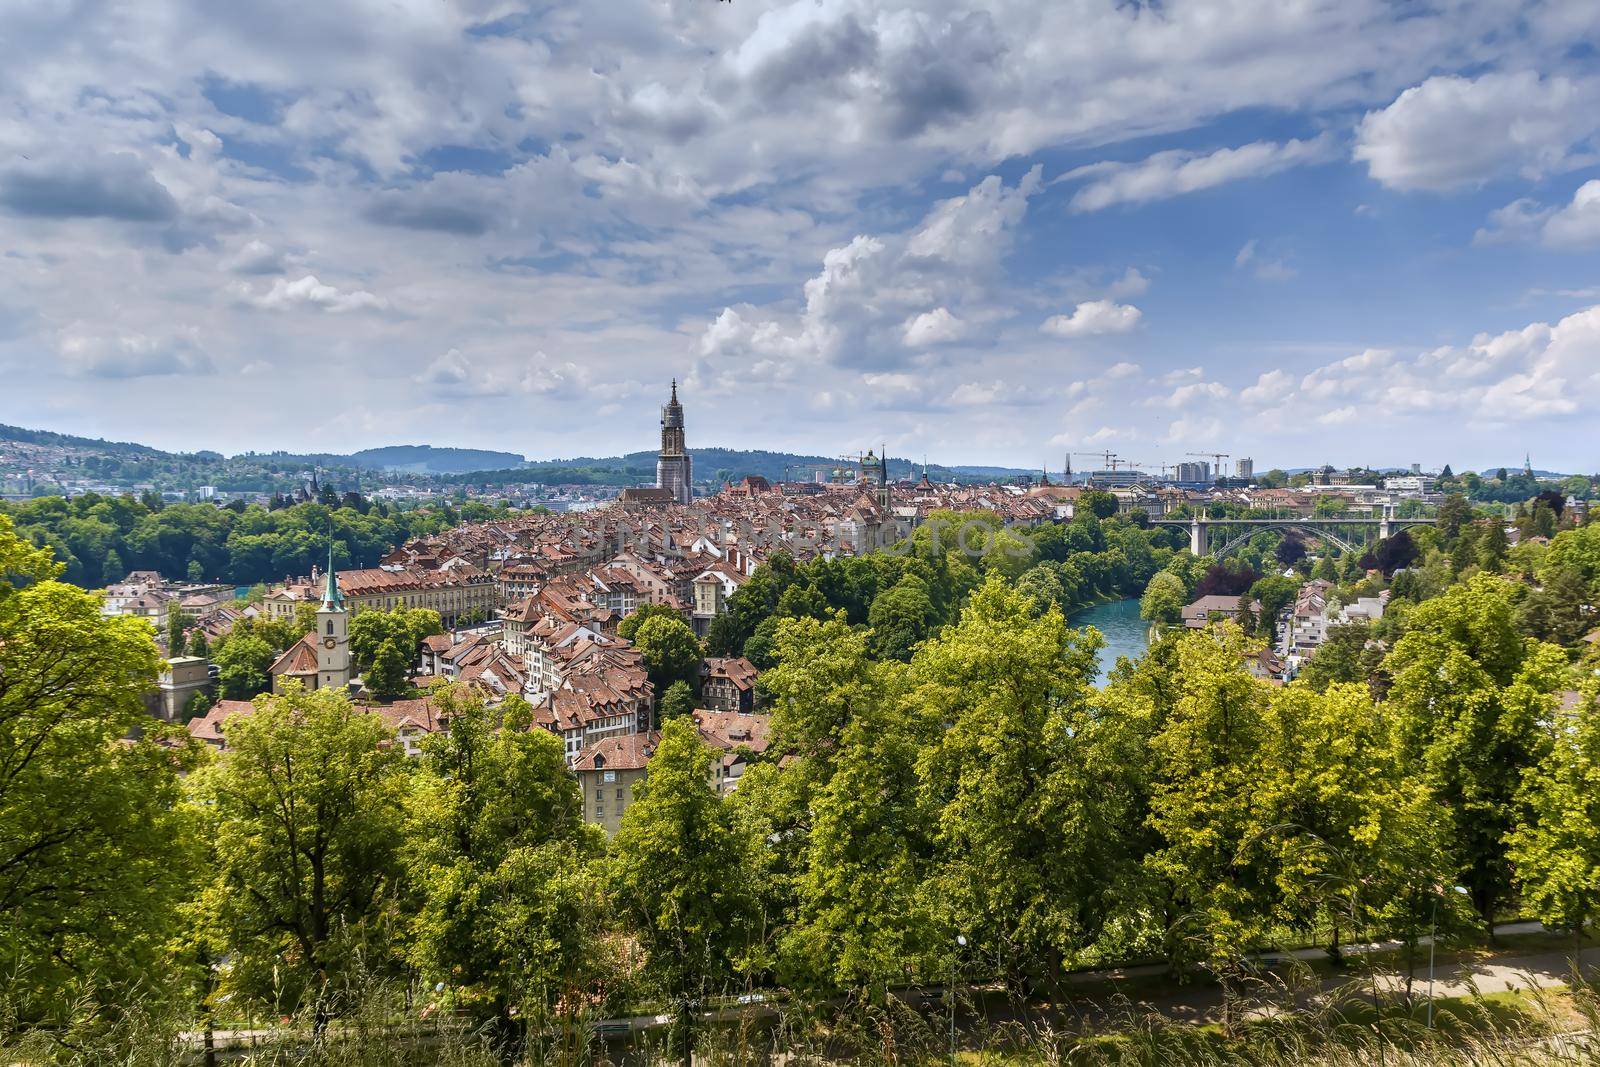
[
  {"left": 1041, "top": 299, "right": 1142, "bottom": 337},
  {"left": 902, "top": 307, "right": 966, "bottom": 347},
  {"left": 1474, "top": 198, "right": 1553, "bottom": 246},
  {"left": 1150, "top": 380, "right": 1230, "bottom": 409},
  {"left": 1239, "top": 369, "right": 1295, "bottom": 406},
  {"left": 250, "top": 274, "right": 389, "bottom": 314},
  {"left": 1355, "top": 72, "right": 1600, "bottom": 191},
  {"left": 1234, "top": 239, "right": 1296, "bottom": 281},
  {"left": 56, "top": 330, "right": 214, "bottom": 378},
  {"left": 1066, "top": 135, "right": 1335, "bottom": 212},
  {"left": 698, "top": 168, "right": 1042, "bottom": 369},
  {"left": 223, "top": 239, "right": 288, "bottom": 275},
  {"left": 1542, "top": 180, "right": 1600, "bottom": 249},
  {"left": 1102, "top": 360, "right": 1141, "bottom": 380},
  {"left": 1251, "top": 307, "right": 1600, "bottom": 423},
  {"left": 1106, "top": 267, "right": 1150, "bottom": 299}
]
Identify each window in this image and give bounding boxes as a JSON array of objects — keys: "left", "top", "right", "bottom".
[
  {"left": 616, "top": 788, "right": 624, "bottom": 800},
  {"left": 326, "top": 620, "right": 334, "bottom": 635}
]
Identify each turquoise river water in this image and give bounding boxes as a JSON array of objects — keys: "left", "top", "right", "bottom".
[{"left": 1068, "top": 597, "right": 1150, "bottom": 685}]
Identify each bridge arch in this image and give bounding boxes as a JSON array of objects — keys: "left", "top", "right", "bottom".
[{"left": 1210, "top": 522, "right": 1360, "bottom": 558}]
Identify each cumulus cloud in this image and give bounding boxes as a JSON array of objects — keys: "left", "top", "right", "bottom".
[
  {"left": 1239, "top": 368, "right": 1295, "bottom": 406},
  {"left": 1355, "top": 72, "right": 1600, "bottom": 191},
  {"left": 1542, "top": 180, "right": 1600, "bottom": 249},
  {"left": 902, "top": 307, "right": 966, "bottom": 347},
  {"left": 366, "top": 187, "right": 495, "bottom": 236},
  {"left": 1254, "top": 307, "right": 1600, "bottom": 422},
  {"left": 1041, "top": 300, "right": 1142, "bottom": 337},
  {"left": 1150, "top": 380, "right": 1230, "bottom": 409},
  {"left": 415, "top": 347, "right": 585, "bottom": 399},
  {"left": 697, "top": 168, "right": 1042, "bottom": 370},
  {"left": 1065, "top": 135, "right": 1335, "bottom": 212},
  {"left": 223, "top": 239, "right": 288, "bottom": 274},
  {"left": 250, "top": 274, "right": 388, "bottom": 313},
  {"left": 0, "top": 153, "right": 178, "bottom": 222},
  {"left": 1106, "top": 267, "right": 1150, "bottom": 299},
  {"left": 56, "top": 331, "right": 214, "bottom": 378},
  {"left": 1473, "top": 199, "right": 1554, "bottom": 246}
]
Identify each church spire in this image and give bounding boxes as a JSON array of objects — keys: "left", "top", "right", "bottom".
[{"left": 321, "top": 538, "right": 345, "bottom": 611}]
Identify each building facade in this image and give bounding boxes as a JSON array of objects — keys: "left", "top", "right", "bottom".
[{"left": 655, "top": 379, "right": 693, "bottom": 505}]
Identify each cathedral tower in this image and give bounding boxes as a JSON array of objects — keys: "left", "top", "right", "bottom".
[{"left": 656, "top": 379, "right": 693, "bottom": 505}]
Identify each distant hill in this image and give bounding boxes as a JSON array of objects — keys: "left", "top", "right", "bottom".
[
  {"left": 2, "top": 419, "right": 1039, "bottom": 489},
  {"left": 239, "top": 445, "right": 528, "bottom": 475},
  {"left": 345, "top": 445, "right": 526, "bottom": 474},
  {"left": 466, "top": 448, "right": 1036, "bottom": 486},
  {"left": 0, "top": 422, "right": 175, "bottom": 458}
]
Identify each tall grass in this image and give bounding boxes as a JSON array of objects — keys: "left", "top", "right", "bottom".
[{"left": 3, "top": 971, "right": 1596, "bottom": 1065}]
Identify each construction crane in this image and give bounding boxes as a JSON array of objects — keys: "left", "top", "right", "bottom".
[
  {"left": 1186, "top": 451, "right": 1231, "bottom": 481},
  {"left": 1072, "top": 451, "right": 1116, "bottom": 487}
]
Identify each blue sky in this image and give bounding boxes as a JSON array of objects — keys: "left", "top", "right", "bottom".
[{"left": 1, "top": 0, "right": 1598, "bottom": 472}]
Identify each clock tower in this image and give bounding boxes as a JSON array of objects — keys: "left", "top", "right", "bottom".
[{"left": 316, "top": 543, "right": 352, "bottom": 691}]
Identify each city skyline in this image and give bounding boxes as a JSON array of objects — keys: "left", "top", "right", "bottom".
[{"left": 2, "top": 2, "right": 1598, "bottom": 469}]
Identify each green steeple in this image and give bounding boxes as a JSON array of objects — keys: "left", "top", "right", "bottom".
[{"left": 321, "top": 541, "right": 345, "bottom": 611}]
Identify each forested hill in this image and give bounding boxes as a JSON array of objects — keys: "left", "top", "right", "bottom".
[
  {"left": 270, "top": 445, "right": 529, "bottom": 475},
  {"left": 0, "top": 422, "right": 177, "bottom": 458},
  {"left": 445, "top": 448, "right": 1035, "bottom": 486}
]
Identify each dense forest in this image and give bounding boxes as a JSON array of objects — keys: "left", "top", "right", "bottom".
[
  {"left": 5, "top": 484, "right": 1599, "bottom": 1063},
  {"left": 0, "top": 492, "right": 516, "bottom": 588}
]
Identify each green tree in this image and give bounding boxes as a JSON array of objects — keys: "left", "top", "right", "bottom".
[
  {"left": 631, "top": 613, "right": 703, "bottom": 694},
  {"left": 166, "top": 601, "right": 187, "bottom": 656},
  {"left": 618, "top": 601, "right": 687, "bottom": 642},
  {"left": 192, "top": 687, "right": 407, "bottom": 1027},
  {"left": 407, "top": 690, "right": 605, "bottom": 1054},
  {"left": 1507, "top": 685, "right": 1600, "bottom": 936},
  {"left": 609, "top": 718, "right": 757, "bottom": 1064},
  {"left": 348, "top": 607, "right": 443, "bottom": 673},
  {"left": 1140, "top": 570, "right": 1187, "bottom": 627},
  {"left": 659, "top": 679, "right": 695, "bottom": 722},
  {"left": 1437, "top": 493, "right": 1472, "bottom": 543},
  {"left": 0, "top": 515, "right": 201, "bottom": 1029},
  {"left": 1299, "top": 623, "right": 1382, "bottom": 694},
  {"left": 867, "top": 573, "right": 936, "bottom": 660},
  {"left": 187, "top": 559, "right": 204, "bottom": 583},
  {"left": 1081, "top": 490, "right": 1119, "bottom": 521},
  {"left": 188, "top": 628, "right": 211, "bottom": 660},
  {"left": 213, "top": 632, "right": 276, "bottom": 699},
  {"left": 1145, "top": 626, "right": 1277, "bottom": 1030},
  {"left": 1383, "top": 576, "right": 1561, "bottom": 924},
  {"left": 1477, "top": 519, "right": 1509, "bottom": 571},
  {"left": 782, "top": 691, "right": 938, "bottom": 1002},
  {"left": 365, "top": 637, "right": 412, "bottom": 702},
  {"left": 914, "top": 579, "right": 1110, "bottom": 989}
]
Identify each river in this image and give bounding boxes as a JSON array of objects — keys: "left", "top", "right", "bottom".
[{"left": 1069, "top": 597, "right": 1150, "bottom": 685}]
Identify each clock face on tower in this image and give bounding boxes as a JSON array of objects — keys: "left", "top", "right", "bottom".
[{"left": 324, "top": 637, "right": 337, "bottom": 650}]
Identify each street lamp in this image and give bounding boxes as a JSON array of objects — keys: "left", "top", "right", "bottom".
[
  {"left": 1427, "top": 885, "right": 1471, "bottom": 1027},
  {"left": 950, "top": 934, "right": 966, "bottom": 1065}
]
